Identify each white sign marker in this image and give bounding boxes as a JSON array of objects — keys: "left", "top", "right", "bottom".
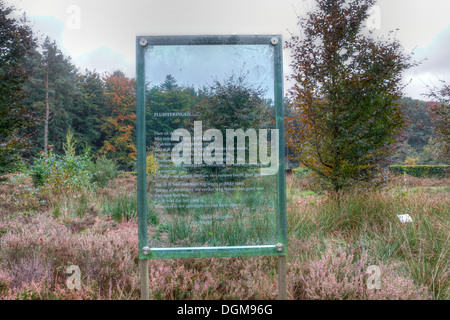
[{"left": 397, "top": 214, "right": 413, "bottom": 223}]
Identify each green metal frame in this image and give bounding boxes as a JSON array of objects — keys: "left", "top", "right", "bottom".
[{"left": 136, "top": 35, "right": 286, "bottom": 259}]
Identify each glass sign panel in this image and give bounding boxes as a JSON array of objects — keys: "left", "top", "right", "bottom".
[{"left": 136, "top": 35, "right": 286, "bottom": 259}]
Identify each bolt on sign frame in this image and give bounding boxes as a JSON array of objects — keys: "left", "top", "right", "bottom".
[{"left": 136, "top": 35, "right": 286, "bottom": 262}]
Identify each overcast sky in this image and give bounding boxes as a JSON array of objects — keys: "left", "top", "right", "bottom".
[{"left": 5, "top": 0, "right": 450, "bottom": 100}]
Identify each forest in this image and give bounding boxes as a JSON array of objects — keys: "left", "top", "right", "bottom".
[{"left": 3, "top": 37, "right": 447, "bottom": 174}]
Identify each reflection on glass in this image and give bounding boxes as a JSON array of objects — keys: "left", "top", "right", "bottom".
[{"left": 144, "top": 43, "right": 278, "bottom": 248}]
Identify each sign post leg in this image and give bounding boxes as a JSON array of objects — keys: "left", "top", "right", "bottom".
[
  {"left": 278, "top": 255, "right": 287, "bottom": 300},
  {"left": 140, "top": 259, "right": 149, "bottom": 300}
]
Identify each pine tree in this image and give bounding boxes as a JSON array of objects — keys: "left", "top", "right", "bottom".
[
  {"left": 25, "top": 37, "right": 80, "bottom": 156},
  {"left": 72, "top": 69, "right": 108, "bottom": 153},
  {"left": 0, "top": 1, "right": 40, "bottom": 173}
]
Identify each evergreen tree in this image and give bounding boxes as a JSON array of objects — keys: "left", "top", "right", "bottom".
[
  {"left": 0, "top": 1, "right": 40, "bottom": 173},
  {"left": 24, "top": 37, "right": 80, "bottom": 156},
  {"left": 146, "top": 75, "right": 201, "bottom": 147},
  {"left": 72, "top": 69, "right": 108, "bottom": 153}
]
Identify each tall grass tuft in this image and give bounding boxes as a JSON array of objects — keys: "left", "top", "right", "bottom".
[{"left": 102, "top": 192, "right": 158, "bottom": 225}]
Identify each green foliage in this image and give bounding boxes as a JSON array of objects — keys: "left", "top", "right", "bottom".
[
  {"left": 146, "top": 75, "right": 201, "bottom": 146},
  {"left": 400, "top": 97, "right": 434, "bottom": 153},
  {"left": 424, "top": 81, "right": 450, "bottom": 163},
  {"left": 0, "top": 172, "right": 44, "bottom": 212},
  {"left": 24, "top": 37, "right": 80, "bottom": 156},
  {"left": 192, "top": 74, "right": 271, "bottom": 180},
  {"left": 403, "top": 156, "right": 420, "bottom": 166},
  {"left": 102, "top": 192, "right": 137, "bottom": 222},
  {"left": 166, "top": 209, "right": 273, "bottom": 247},
  {"left": 390, "top": 140, "right": 420, "bottom": 165},
  {"left": 389, "top": 165, "right": 449, "bottom": 178},
  {"left": 30, "top": 147, "right": 95, "bottom": 195},
  {"left": 285, "top": 0, "right": 415, "bottom": 191},
  {"left": 88, "top": 156, "right": 119, "bottom": 188},
  {"left": 146, "top": 153, "right": 158, "bottom": 176},
  {"left": 293, "top": 166, "right": 314, "bottom": 179},
  {"left": 419, "top": 137, "right": 447, "bottom": 165},
  {"left": 194, "top": 74, "right": 269, "bottom": 131},
  {"left": 71, "top": 70, "right": 109, "bottom": 154},
  {"left": 62, "top": 127, "right": 76, "bottom": 157},
  {"left": 0, "top": 2, "right": 40, "bottom": 174}
]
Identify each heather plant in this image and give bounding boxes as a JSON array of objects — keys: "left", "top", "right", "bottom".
[
  {"left": 0, "top": 173, "right": 45, "bottom": 213},
  {"left": 289, "top": 244, "right": 431, "bottom": 300},
  {"left": 0, "top": 270, "right": 13, "bottom": 296},
  {"left": 0, "top": 213, "right": 140, "bottom": 299},
  {"left": 0, "top": 212, "right": 279, "bottom": 300},
  {"left": 147, "top": 256, "right": 278, "bottom": 300},
  {"left": 1, "top": 277, "right": 102, "bottom": 300}
]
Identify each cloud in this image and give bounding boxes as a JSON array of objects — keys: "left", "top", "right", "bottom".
[
  {"left": 413, "top": 25, "right": 450, "bottom": 76},
  {"left": 29, "top": 15, "right": 64, "bottom": 44},
  {"left": 402, "top": 24, "right": 450, "bottom": 99},
  {"left": 74, "top": 47, "right": 134, "bottom": 77},
  {"left": 9, "top": 0, "right": 450, "bottom": 100}
]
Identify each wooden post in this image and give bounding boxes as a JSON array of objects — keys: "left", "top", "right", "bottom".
[
  {"left": 140, "top": 259, "right": 149, "bottom": 300},
  {"left": 278, "top": 255, "right": 287, "bottom": 300}
]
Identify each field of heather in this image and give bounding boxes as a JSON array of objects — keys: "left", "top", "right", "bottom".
[{"left": 0, "top": 171, "right": 448, "bottom": 300}]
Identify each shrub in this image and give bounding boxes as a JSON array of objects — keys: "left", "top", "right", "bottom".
[
  {"left": 389, "top": 165, "right": 449, "bottom": 178},
  {"left": 293, "top": 166, "right": 314, "bottom": 179},
  {"left": 29, "top": 148, "right": 95, "bottom": 196},
  {"left": 89, "top": 156, "right": 119, "bottom": 188},
  {"left": 146, "top": 153, "right": 158, "bottom": 176}
]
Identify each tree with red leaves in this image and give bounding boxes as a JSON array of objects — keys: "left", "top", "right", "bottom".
[
  {"left": 99, "top": 70, "right": 136, "bottom": 169},
  {"left": 285, "top": 0, "right": 415, "bottom": 191}
]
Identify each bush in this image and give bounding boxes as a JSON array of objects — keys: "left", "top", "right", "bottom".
[
  {"left": 293, "top": 166, "right": 314, "bottom": 179},
  {"left": 30, "top": 149, "right": 95, "bottom": 196},
  {"left": 146, "top": 153, "right": 158, "bottom": 176},
  {"left": 89, "top": 156, "right": 119, "bottom": 188},
  {"left": 389, "top": 165, "right": 449, "bottom": 178}
]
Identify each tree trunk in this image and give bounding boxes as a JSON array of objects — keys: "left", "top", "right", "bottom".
[{"left": 44, "top": 64, "right": 49, "bottom": 154}]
